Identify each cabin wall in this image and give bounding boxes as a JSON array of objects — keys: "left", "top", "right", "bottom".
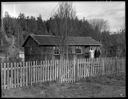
[
  {"left": 40, "top": 46, "right": 54, "bottom": 60},
  {"left": 24, "top": 37, "right": 41, "bottom": 61}
]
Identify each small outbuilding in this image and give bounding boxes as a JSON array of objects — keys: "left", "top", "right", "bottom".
[{"left": 22, "top": 34, "right": 102, "bottom": 61}]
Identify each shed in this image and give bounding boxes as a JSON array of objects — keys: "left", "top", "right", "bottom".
[{"left": 22, "top": 34, "right": 102, "bottom": 61}]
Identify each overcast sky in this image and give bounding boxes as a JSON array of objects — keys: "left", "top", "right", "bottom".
[{"left": 2, "top": 2, "right": 125, "bottom": 32}]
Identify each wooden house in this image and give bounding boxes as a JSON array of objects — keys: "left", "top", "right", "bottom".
[{"left": 22, "top": 34, "right": 102, "bottom": 61}]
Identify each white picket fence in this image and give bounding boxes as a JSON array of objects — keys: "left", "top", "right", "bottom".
[
  {"left": 1, "top": 60, "right": 59, "bottom": 90},
  {"left": 1, "top": 57, "right": 125, "bottom": 90}
]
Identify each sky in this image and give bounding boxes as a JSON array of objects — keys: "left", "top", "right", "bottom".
[{"left": 1, "top": 1, "right": 125, "bottom": 33}]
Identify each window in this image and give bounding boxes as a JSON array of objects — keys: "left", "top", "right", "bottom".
[
  {"left": 53, "top": 47, "right": 60, "bottom": 55},
  {"left": 75, "top": 47, "right": 82, "bottom": 54}
]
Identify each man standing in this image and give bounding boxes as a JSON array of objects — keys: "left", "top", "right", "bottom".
[{"left": 94, "top": 48, "right": 101, "bottom": 58}]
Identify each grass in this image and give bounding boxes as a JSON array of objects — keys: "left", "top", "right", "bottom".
[{"left": 2, "top": 72, "right": 126, "bottom": 98}]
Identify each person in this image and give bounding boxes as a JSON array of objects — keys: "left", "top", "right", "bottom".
[
  {"left": 97, "top": 50, "right": 101, "bottom": 57},
  {"left": 89, "top": 48, "right": 94, "bottom": 58},
  {"left": 95, "top": 48, "right": 101, "bottom": 58}
]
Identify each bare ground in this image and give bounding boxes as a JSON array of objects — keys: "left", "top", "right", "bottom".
[{"left": 2, "top": 73, "right": 126, "bottom": 98}]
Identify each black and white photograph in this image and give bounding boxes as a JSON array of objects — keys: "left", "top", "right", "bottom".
[{"left": 1, "top": 1, "right": 126, "bottom": 98}]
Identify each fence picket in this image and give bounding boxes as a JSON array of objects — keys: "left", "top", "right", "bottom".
[
  {"left": 47, "top": 60, "right": 49, "bottom": 81},
  {"left": 79, "top": 60, "right": 81, "bottom": 78},
  {"left": 44, "top": 60, "right": 46, "bottom": 82},
  {"left": 48, "top": 60, "right": 50, "bottom": 81},
  {"left": 23, "top": 62, "right": 25, "bottom": 86},
  {"left": 21, "top": 62, "right": 23, "bottom": 87},
  {"left": 55, "top": 60, "right": 57, "bottom": 80},
  {"left": 28, "top": 61, "right": 30, "bottom": 85},
  {"left": 50, "top": 60, "right": 51, "bottom": 81},
  {"left": 35, "top": 61, "right": 37, "bottom": 83},
  {"left": 42, "top": 61, "right": 44, "bottom": 82},
  {"left": 54, "top": 60, "right": 56, "bottom": 81},
  {"left": 53, "top": 60, "right": 54, "bottom": 81},
  {"left": 19, "top": 62, "right": 21, "bottom": 87},
  {"left": 37, "top": 61, "right": 39, "bottom": 82},
  {"left": 3, "top": 63, "right": 6, "bottom": 89},
  {"left": 52, "top": 60, "right": 53, "bottom": 81},
  {"left": 45, "top": 60, "right": 47, "bottom": 81},
  {"left": 36, "top": 61, "right": 39, "bottom": 83},
  {"left": 32, "top": 61, "right": 34, "bottom": 84},
  {"left": 16, "top": 63, "right": 18, "bottom": 88},
  {"left": 49, "top": 60, "right": 51, "bottom": 81},
  {"left": 77, "top": 59, "right": 79, "bottom": 80},
  {"left": 13, "top": 62, "right": 16, "bottom": 88},
  {"left": 25, "top": 62, "right": 27, "bottom": 86},
  {"left": 81, "top": 60, "right": 82, "bottom": 78},
  {"left": 39, "top": 61, "right": 41, "bottom": 82},
  {"left": 84, "top": 60, "right": 86, "bottom": 78},
  {"left": 10, "top": 63, "right": 13, "bottom": 88},
  {"left": 37, "top": 62, "right": 40, "bottom": 82},
  {"left": 7, "top": 63, "right": 10, "bottom": 89},
  {"left": 34, "top": 61, "right": 36, "bottom": 83},
  {"left": 40, "top": 61, "right": 42, "bottom": 82},
  {"left": 22, "top": 62, "right": 24, "bottom": 87},
  {"left": 44, "top": 61, "right": 46, "bottom": 82},
  {"left": 43, "top": 60, "right": 45, "bottom": 82}
]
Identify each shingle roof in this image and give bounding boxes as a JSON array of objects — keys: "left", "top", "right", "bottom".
[
  {"left": 23, "top": 34, "right": 102, "bottom": 46},
  {"left": 66, "top": 36, "right": 101, "bottom": 45}
]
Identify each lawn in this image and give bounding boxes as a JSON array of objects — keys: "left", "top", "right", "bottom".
[{"left": 2, "top": 72, "right": 125, "bottom": 98}]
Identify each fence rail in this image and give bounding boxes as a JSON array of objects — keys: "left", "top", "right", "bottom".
[{"left": 1, "top": 57, "right": 125, "bottom": 90}]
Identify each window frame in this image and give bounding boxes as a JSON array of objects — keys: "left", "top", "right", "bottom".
[
  {"left": 75, "top": 46, "right": 82, "bottom": 54},
  {"left": 53, "top": 47, "right": 60, "bottom": 55}
]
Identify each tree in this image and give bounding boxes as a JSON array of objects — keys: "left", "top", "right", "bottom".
[
  {"left": 89, "top": 18, "right": 109, "bottom": 33},
  {"left": 51, "top": 2, "right": 76, "bottom": 60},
  {"left": 37, "top": 14, "right": 47, "bottom": 35},
  {"left": 18, "top": 13, "right": 27, "bottom": 31}
]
